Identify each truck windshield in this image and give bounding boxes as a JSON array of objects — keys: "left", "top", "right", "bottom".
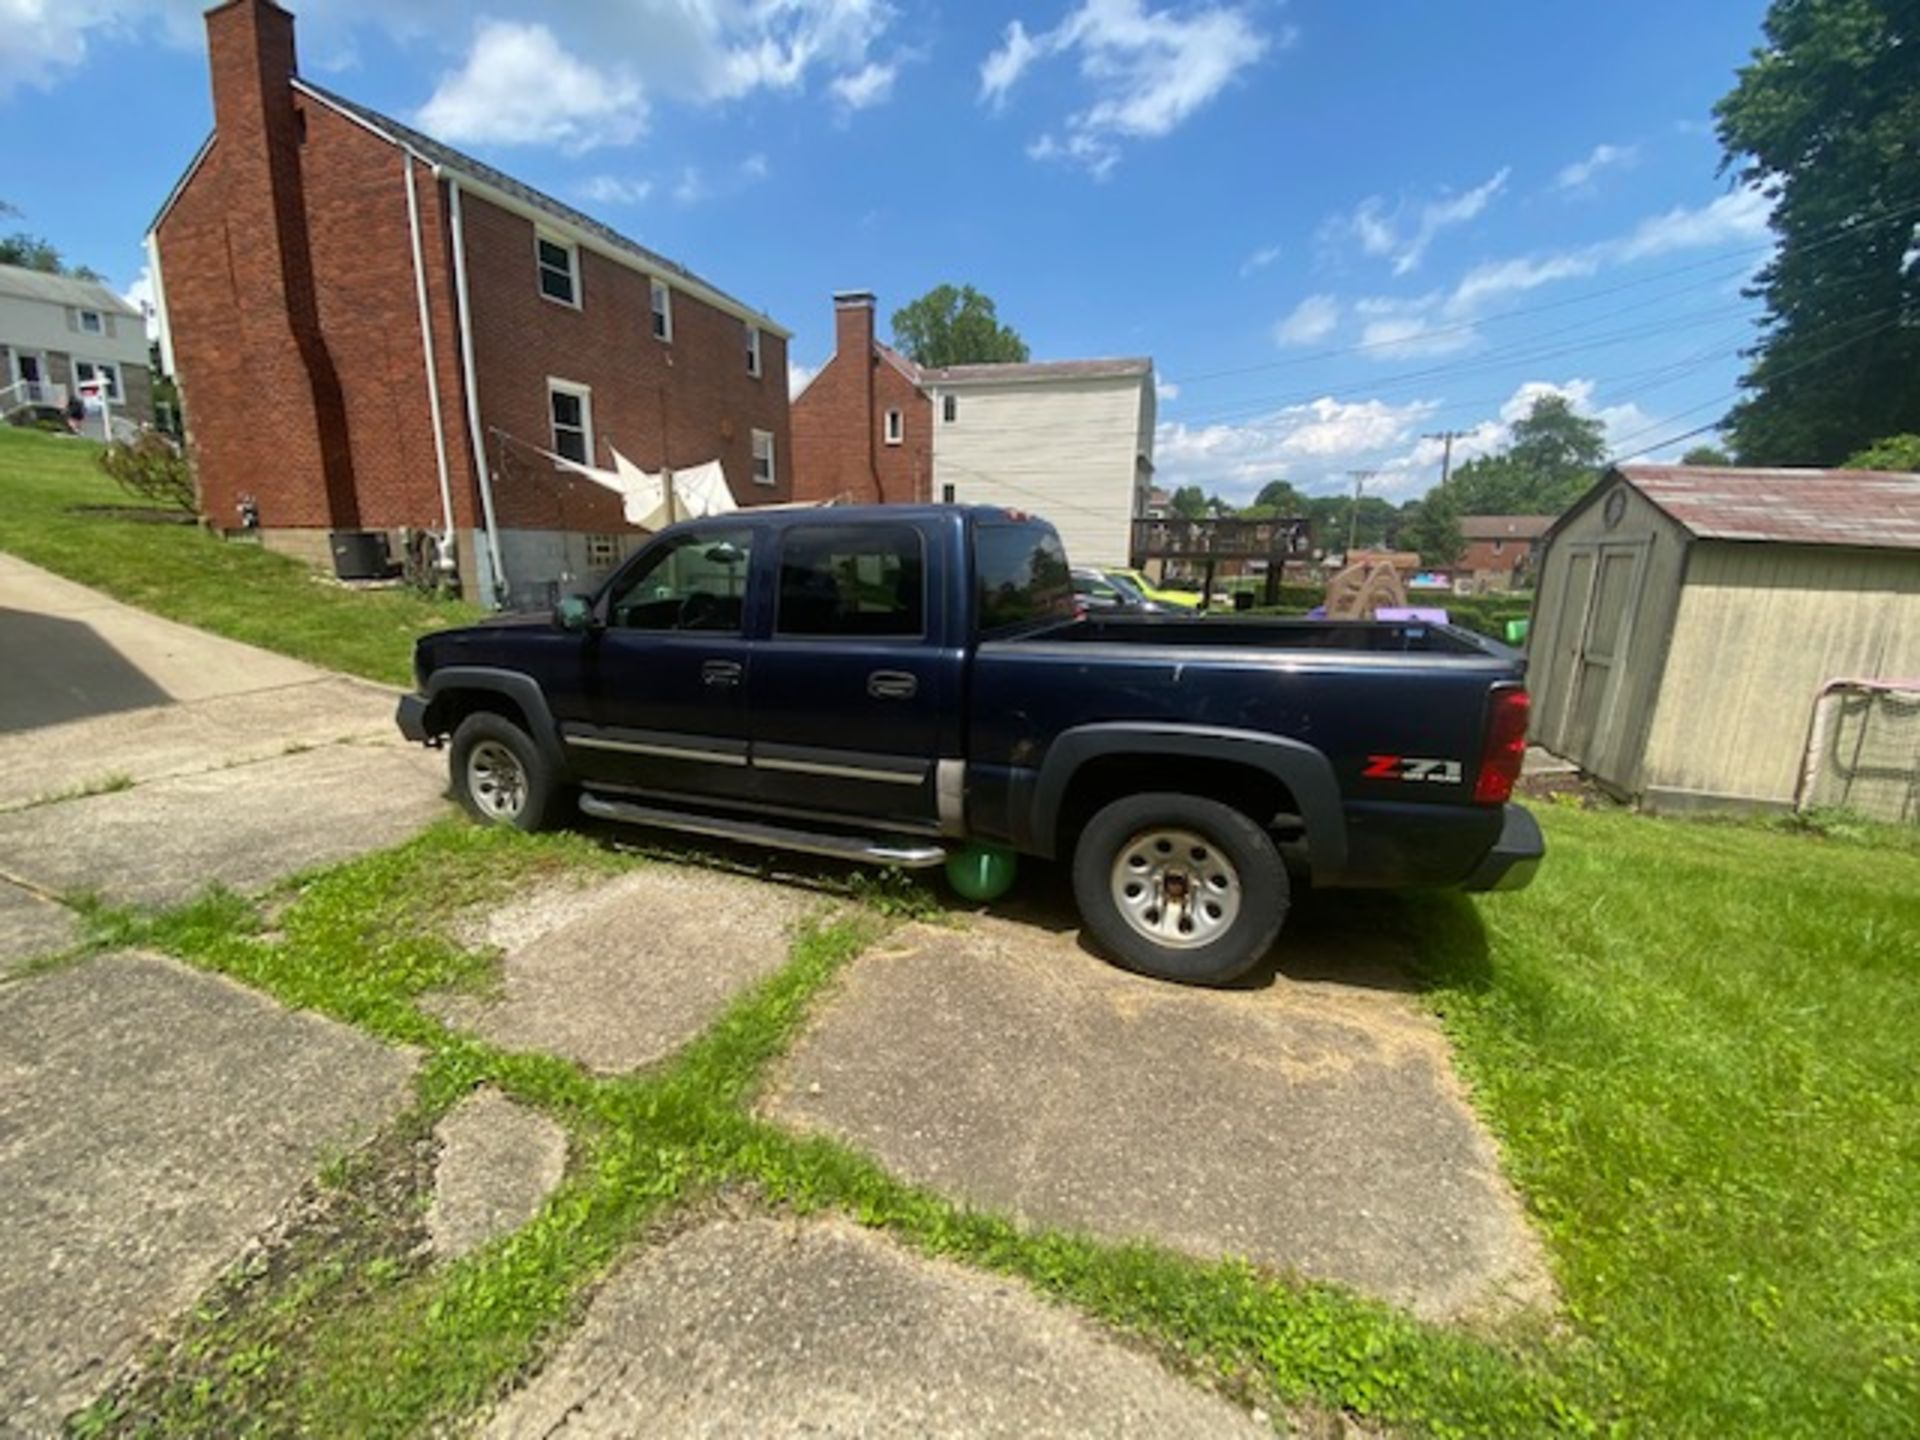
[{"left": 975, "top": 519, "right": 1075, "bottom": 636}]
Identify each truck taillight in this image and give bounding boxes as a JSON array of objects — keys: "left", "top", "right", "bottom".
[{"left": 1473, "top": 685, "right": 1529, "bottom": 805}]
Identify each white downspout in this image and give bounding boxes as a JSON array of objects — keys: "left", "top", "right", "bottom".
[
  {"left": 402, "top": 152, "right": 457, "bottom": 572},
  {"left": 445, "top": 175, "right": 509, "bottom": 605}
]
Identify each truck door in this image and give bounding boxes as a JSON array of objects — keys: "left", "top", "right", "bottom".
[
  {"left": 745, "top": 520, "right": 954, "bottom": 830},
  {"left": 570, "top": 524, "right": 759, "bottom": 801}
]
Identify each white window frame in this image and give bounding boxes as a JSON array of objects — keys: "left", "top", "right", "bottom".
[
  {"left": 941, "top": 482, "right": 956, "bottom": 504},
  {"left": 78, "top": 309, "right": 104, "bottom": 335},
  {"left": 884, "top": 408, "right": 903, "bottom": 445},
  {"left": 547, "top": 377, "right": 594, "bottom": 466},
  {"left": 585, "top": 533, "right": 620, "bottom": 569},
  {"left": 746, "top": 324, "right": 762, "bottom": 377},
  {"left": 942, "top": 393, "right": 957, "bottom": 423},
  {"left": 535, "top": 231, "right": 580, "bottom": 308},
  {"left": 73, "top": 358, "right": 121, "bottom": 402},
  {"left": 750, "top": 428, "right": 776, "bottom": 487},
  {"left": 650, "top": 277, "right": 673, "bottom": 342}
]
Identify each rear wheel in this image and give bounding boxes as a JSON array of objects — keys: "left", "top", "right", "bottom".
[
  {"left": 1071, "top": 792, "right": 1288, "bottom": 985},
  {"left": 449, "top": 712, "right": 560, "bottom": 832}
]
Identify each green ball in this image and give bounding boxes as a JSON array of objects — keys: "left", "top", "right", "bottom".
[{"left": 946, "top": 844, "right": 1019, "bottom": 902}]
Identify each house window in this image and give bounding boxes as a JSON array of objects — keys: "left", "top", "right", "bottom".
[
  {"left": 585, "top": 534, "right": 619, "bottom": 569},
  {"left": 751, "top": 428, "right": 776, "bottom": 487},
  {"left": 884, "top": 409, "right": 903, "bottom": 445},
  {"left": 942, "top": 394, "right": 957, "bottom": 423},
  {"left": 650, "top": 278, "right": 673, "bottom": 341},
  {"left": 548, "top": 379, "right": 593, "bottom": 464},
  {"left": 941, "top": 483, "right": 956, "bottom": 504},
  {"left": 536, "top": 235, "right": 578, "bottom": 306},
  {"left": 746, "top": 325, "right": 762, "bottom": 377},
  {"left": 78, "top": 309, "right": 103, "bottom": 334},
  {"left": 1492, "top": 540, "right": 1505, "bottom": 555},
  {"left": 73, "top": 359, "right": 121, "bottom": 402}
]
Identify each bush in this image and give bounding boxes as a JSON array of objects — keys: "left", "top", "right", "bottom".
[{"left": 98, "top": 432, "right": 196, "bottom": 513}]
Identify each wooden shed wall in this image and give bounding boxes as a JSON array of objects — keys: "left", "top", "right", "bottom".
[
  {"left": 1528, "top": 477, "right": 1690, "bottom": 792},
  {"left": 1640, "top": 544, "right": 1920, "bottom": 808}
]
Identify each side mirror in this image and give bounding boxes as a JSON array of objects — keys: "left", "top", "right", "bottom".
[{"left": 555, "top": 594, "right": 599, "bottom": 633}]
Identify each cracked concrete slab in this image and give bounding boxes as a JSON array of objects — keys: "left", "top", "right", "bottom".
[
  {"left": 481, "top": 1216, "right": 1267, "bottom": 1439},
  {"left": 764, "top": 916, "right": 1550, "bottom": 1323},
  {"left": 0, "top": 951, "right": 417, "bottom": 1432},
  {"left": 430, "top": 866, "right": 818, "bottom": 1074},
  {"left": 427, "top": 1088, "right": 569, "bottom": 1260},
  {"left": 0, "top": 880, "right": 80, "bottom": 972},
  {"left": 0, "top": 741, "right": 451, "bottom": 907}
]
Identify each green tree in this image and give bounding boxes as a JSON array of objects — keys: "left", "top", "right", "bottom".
[
  {"left": 1449, "top": 395, "right": 1606, "bottom": 515},
  {"left": 1843, "top": 433, "right": 1920, "bottom": 471},
  {"left": 1715, "top": 0, "right": 1920, "bottom": 463},
  {"left": 1253, "top": 479, "right": 1309, "bottom": 514},
  {"left": 890, "top": 284, "right": 1030, "bottom": 368},
  {"left": 1400, "top": 487, "right": 1466, "bottom": 568},
  {"left": 0, "top": 200, "right": 103, "bottom": 279},
  {"left": 1307, "top": 494, "right": 1396, "bottom": 553},
  {"left": 1681, "top": 444, "right": 1733, "bottom": 466},
  {"left": 1169, "top": 485, "right": 1209, "bottom": 519}
]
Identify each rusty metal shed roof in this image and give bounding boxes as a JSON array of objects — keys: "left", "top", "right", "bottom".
[{"left": 1615, "top": 464, "right": 1920, "bottom": 551}]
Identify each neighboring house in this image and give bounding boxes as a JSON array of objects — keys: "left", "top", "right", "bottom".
[
  {"left": 148, "top": 0, "right": 790, "bottom": 608},
  {"left": 0, "top": 263, "right": 152, "bottom": 427},
  {"left": 1530, "top": 464, "right": 1920, "bottom": 817},
  {"left": 1458, "top": 514, "right": 1553, "bottom": 592},
  {"left": 790, "top": 290, "right": 1155, "bottom": 567}
]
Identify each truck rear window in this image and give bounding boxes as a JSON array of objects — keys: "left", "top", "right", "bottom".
[{"left": 974, "top": 520, "right": 1075, "bottom": 636}]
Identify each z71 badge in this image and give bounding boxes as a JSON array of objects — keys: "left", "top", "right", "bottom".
[{"left": 1364, "top": 755, "right": 1464, "bottom": 785}]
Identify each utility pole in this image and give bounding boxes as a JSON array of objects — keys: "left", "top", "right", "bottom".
[
  {"left": 1421, "top": 429, "right": 1466, "bottom": 490},
  {"left": 1345, "top": 470, "right": 1378, "bottom": 557}
]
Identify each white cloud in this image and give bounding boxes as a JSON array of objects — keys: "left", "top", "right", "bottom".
[
  {"left": 1443, "top": 252, "right": 1601, "bottom": 318},
  {"left": 670, "top": 153, "right": 768, "bottom": 207},
  {"left": 1351, "top": 296, "right": 1476, "bottom": 359},
  {"left": 1273, "top": 293, "right": 1338, "bottom": 346},
  {"left": 1331, "top": 169, "right": 1509, "bottom": 276},
  {"left": 1156, "top": 379, "right": 1180, "bottom": 401},
  {"left": 1555, "top": 142, "right": 1638, "bottom": 193},
  {"left": 831, "top": 59, "right": 897, "bottom": 110},
  {"left": 578, "top": 175, "right": 653, "bottom": 206},
  {"left": 1156, "top": 395, "right": 1438, "bottom": 498},
  {"left": 789, "top": 361, "right": 819, "bottom": 399},
  {"left": 1239, "top": 242, "right": 1282, "bottom": 277},
  {"left": 417, "top": 20, "right": 646, "bottom": 152},
  {"left": 120, "top": 263, "right": 156, "bottom": 335},
  {"left": 739, "top": 151, "right": 770, "bottom": 181},
  {"left": 1615, "top": 187, "right": 1772, "bottom": 261},
  {"left": 983, "top": 0, "right": 1272, "bottom": 177}
]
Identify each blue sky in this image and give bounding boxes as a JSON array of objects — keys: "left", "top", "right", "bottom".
[{"left": 0, "top": 0, "right": 1773, "bottom": 503}]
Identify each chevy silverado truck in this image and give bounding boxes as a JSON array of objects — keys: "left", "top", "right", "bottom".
[{"left": 397, "top": 506, "right": 1542, "bottom": 984}]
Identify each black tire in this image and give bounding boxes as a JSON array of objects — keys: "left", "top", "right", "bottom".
[
  {"left": 1071, "top": 792, "right": 1289, "bottom": 985},
  {"left": 448, "top": 712, "right": 560, "bottom": 832}
]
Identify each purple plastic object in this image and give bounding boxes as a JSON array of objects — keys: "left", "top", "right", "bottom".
[{"left": 1375, "top": 606, "right": 1450, "bottom": 624}]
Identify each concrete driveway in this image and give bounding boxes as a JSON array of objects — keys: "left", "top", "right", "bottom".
[{"left": 0, "top": 553, "right": 450, "bottom": 963}]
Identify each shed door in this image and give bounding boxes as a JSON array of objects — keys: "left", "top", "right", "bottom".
[
  {"left": 1562, "top": 545, "right": 1644, "bottom": 766},
  {"left": 1538, "top": 549, "right": 1594, "bottom": 749}
]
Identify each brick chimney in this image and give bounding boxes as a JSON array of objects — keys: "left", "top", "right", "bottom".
[
  {"left": 203, "top": 0, "right": 360, "bottom": 528},
  {"left": 833, "top": 290, "right": 878, "bottom": 496}
]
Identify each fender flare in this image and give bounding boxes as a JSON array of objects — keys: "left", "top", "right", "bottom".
[
  {"left": 1028, "top": 723, "right": 1348, "bottom": 880},
  {"left": 423, "top": 667, "right": 568, "bottom": 774}
]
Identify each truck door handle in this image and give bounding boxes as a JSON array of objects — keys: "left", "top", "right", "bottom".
[
  {"left": 702, "top": 659, "right": 743, "bottom": 688},
  {"left": 868, "top": 669, "right": 918, "bottom": 700}
]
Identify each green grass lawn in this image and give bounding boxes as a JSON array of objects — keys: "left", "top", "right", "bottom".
[
  {"left": 61, "top": 803, "right": 1920, "bottom": 1437},
  {"left": 0, "top": 427, "right": 480, "bottom": 686}
]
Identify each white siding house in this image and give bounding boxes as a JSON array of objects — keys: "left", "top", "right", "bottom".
[
  {"left": 0, "top": 263, "right": 152, "bottom": 424},
  {"left": 926, "top": 359, "right": 1155, "bottom": 567}
]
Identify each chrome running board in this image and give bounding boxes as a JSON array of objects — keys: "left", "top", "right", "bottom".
[{"left": 578, "top": 793, "right": 948, "bottom": 869}]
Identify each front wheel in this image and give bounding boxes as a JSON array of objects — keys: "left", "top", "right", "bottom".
[
  {"left": 449, "top": 712, "right": 560, "bottom": 832},
  {"left": 1071, "top": 793, "right": 1289, "bottom": 985}
]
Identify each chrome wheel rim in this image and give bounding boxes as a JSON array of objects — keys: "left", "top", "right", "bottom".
[
  {"left": 1109, "top": 827, "right": 1241, "bottom": 950},
  {"left": 468, "top": 740, "right": 527, "bottom": 821}
]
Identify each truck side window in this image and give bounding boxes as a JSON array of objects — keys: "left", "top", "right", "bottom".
[
  {"left": 606, "top": 528, "right": 754, "bottom": 632},
  {"left": 776, "top": 524, "right": 925, "bottom": 638},
  {"left": 975, "top": 521, "right": 1075, "bottom": 636}
]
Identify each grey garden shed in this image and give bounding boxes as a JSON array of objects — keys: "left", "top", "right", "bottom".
[{"left": 1528, "top": 464, "right": 1920, "bottom": 817}]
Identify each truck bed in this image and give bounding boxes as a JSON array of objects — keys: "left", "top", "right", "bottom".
[{"left": 1030, "top": 614, "right": 1512, "bottom": 657}]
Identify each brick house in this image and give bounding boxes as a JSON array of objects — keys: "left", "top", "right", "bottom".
[
  {"left": 1458, "top": 514, "right": 1554, "bottom": 592},
  {"left": 790, "top": 291, "right": 1155, "bottom": 565},
  {"left": 0, "top": 263, "right": 153, "bottom": 429},
  {"left": 147, "top": 0, "right": 791, "bottom": 607}
]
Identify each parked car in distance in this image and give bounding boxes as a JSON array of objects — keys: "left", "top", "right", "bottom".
[
  {"left": 1107, "top": 566, "right": 1204, "bottom": 609},
  {"left": 1072, "top": 566, "right": 1171, "bottom": 613},
  {"left": 397, "top": 506, "right": 1543, "bottom": 986}
]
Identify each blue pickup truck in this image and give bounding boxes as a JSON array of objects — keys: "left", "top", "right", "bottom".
[{"left": 398, "top": 506, "right": 1541, "bottom": 984}]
